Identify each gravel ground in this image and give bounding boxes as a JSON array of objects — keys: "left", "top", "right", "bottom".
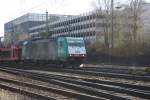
[{"left": 0, "top": 88, "right": 35, "bottom": 100}]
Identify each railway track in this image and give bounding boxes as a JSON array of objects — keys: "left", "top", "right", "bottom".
[
  {"left": 0, "top": 67, "right": 127, "bottom": 100},
  {"left": 0, "top": 68, "right": 105, "bottom": 100},
  {"left": 75, "top": 66, "right": 147, "bottom": 75},
  {"left": 0, "top": 62, "right": 149, "bottom": 76},
  {"left": 0, "top": 67, "right": 150, "bottom": 100},
  {"left": 0, "top": 77, "right": 103, "bottom": 100},
  {"left": 46, "top": 68, "right": 150, "bottom": 82},
  {"left": 30, "top": 71, "right": 150, "bottom": 99},
  {"left": 1, "top": 63, "right": 150, "bottom": 82}
]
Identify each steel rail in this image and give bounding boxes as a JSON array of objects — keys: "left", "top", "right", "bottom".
[
  {"left": 72, "top": 67, "right": 144, "bottom": 75},
  {"left": 1, "top": 63, "right": 150, "bottom": 80},
  {"left": 51, "top": 68, "right": 150, "bottom": 82}
]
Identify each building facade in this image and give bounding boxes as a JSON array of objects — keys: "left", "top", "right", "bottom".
[
  {"left": 4, "top": 13, "right": 73, "bottom": 45},
  {"left": 29, "top": 11, "right": 105, "bottom": 43}
]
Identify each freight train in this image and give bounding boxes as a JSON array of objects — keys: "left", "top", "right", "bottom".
[{"left": 0, "top": 37, "right": 86, "bottom": 66}]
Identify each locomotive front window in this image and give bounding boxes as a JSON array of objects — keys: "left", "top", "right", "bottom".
[{"left": 68, "top": 42, "right": 84, "bottom": 47}]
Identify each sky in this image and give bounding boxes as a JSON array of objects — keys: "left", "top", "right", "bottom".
[{"left": 0, "top": 0, "right": 150, "bottom": 36}]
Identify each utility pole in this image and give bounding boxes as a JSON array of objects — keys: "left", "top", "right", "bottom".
[
  {"left": 0, "top": 36, "right": 3, "bottom": 47},
  {"left": 12, "top": 23, "right": 15, "bottom": 45},
  {"left": 109, "top": 0, "right": 114, "bottom": 64},
  {"left": 46, "top": 11, "right": 49, "bottom": 35},
  {"left": 111, "top": 0, "right": 114, "bottom": 49}
]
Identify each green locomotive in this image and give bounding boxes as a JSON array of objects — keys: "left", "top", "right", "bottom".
[{"left": 21, "top": 37, "right": 86, "bottom": 65}]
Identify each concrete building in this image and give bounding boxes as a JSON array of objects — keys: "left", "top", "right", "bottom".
[
  {"left": 4, "top": 13, "right": 73, "bottom": 45},
  {"left": 29, "top": 11, "right": 105, "bottom": 43},
  {"left": 4, "top": 11, "right": 106, "bottom": 46}
]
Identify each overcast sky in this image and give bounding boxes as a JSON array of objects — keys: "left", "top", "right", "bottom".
[{"left": 0, "top": 0, "right": 150, "bottom": 36}]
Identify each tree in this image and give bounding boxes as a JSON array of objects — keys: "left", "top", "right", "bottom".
[
  {"left": 127, "top": 0, "right": 143, "bottom": 61},
  {"left": 130, "top": 0, "right": 143, "bottom": 41},
  {"left": 92, "top": 0, "right": 112, "bottom": 49}
]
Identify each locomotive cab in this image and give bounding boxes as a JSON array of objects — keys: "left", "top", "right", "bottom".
[{"left": 57, "top": 37, "right": 86, "bottom": 63}]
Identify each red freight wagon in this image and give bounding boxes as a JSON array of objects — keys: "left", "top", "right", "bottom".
[{"left": 0, "top": 46, "right": 20, "bottom": 61}]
